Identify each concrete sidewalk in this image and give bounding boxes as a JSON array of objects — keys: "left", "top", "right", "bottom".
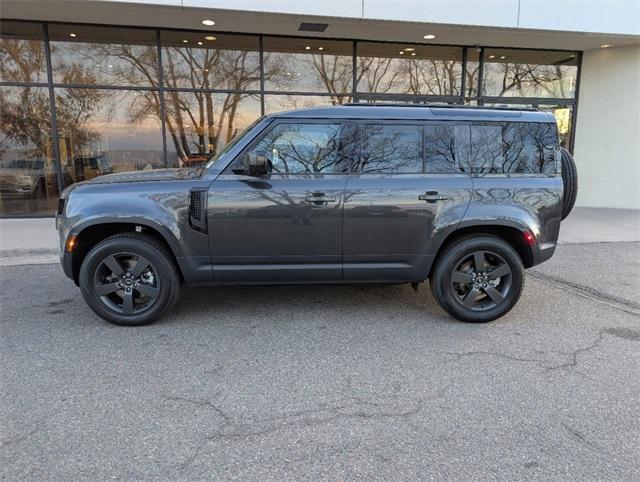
[{"left": 0, "top": 207, "right": 638, "bottom": 266}]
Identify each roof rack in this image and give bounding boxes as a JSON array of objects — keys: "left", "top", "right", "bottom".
[{"left": 342, "top": 103, "right": 538, "bottom": 112}]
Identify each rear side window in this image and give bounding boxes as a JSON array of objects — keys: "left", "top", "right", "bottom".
[
  {"left": 424, "top": 125, "right": 460, "bottom": 173},
  {"left": 456, "top": 121, "right": 558, "bottom": 174},
  {"left": 356, "top": 124, "right": 422, "bottom": 174}
]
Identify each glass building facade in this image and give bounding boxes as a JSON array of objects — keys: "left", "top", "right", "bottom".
[{"left": 0, "top": 20, "right": 580, "bottom": 217}]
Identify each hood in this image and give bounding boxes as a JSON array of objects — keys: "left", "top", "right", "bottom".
[
  {"left": 0, "top": 168, "right": 42, "bottom": 178},
  {"left": 85, "top": 168, "right": 198, "bottom": 184}
]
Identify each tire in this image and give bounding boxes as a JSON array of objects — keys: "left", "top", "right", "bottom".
[
  {"left": 79, "top": 233, "right": 180, "bottom": 326},
  {"left": 430, "top": 235, "right": 525, "bottom": 323},
  {"left": 560, "top": 147, "right": 578, "bottom": 220}
]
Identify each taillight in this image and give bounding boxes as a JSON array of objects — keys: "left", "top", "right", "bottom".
[{"left": 523, "top": 231, "right": 536, "bottom": 246}]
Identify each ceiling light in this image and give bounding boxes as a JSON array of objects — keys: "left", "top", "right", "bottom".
[
  {"left": 204, "top": 36, "right": 216, "bottom": 41},
  {"left": 318, "top": 46, "right": 324, "bottom": 51},
  {"left": 499, "top": 55, "right": 507, "bottom": 59},
  {"left": 423, "top": 34, "right": 436, "bottom": 40},
  {"left": 399, "top": 51, "right": 404, "bottom": 55},
  {"left": 197, "top": 41, "right": 203, "bottom": 46},
  {"left": 182, "top": 39, "right": 189, "bottom": 44},
  {"left": 201, "top": 19, "right": 215, "bottom": 26},
  {"left": 411, "top": 52, "right": 416, "bottom": 56},
  {"left": 69, "top": 33, "right": 77, "bottom": 38},
  {"left": 600, "top": 44, "right": 613, "bottom": 48},
  {"left": 403, "top": 47, "right": 415, "bottom": 52},
  {"left": 488, "top": 55, "right": 495, "bottom": 59},
  {"left": 305, "top": 46, "right": 311, "bottom": 50}
]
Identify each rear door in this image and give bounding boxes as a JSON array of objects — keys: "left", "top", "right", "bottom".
[
  {"left": 343, "top": 121, "right": 473, "bottom": 282},
  {"left": 208, "top": 119, "right": 355, "bottom": 283}
]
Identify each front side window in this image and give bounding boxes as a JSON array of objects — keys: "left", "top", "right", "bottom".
[
  {"left": 251, "top": 122, "right": 350, "bottom": 174},
  {"left": 357, "top": 124, "right": 422, "bottom": 173}
]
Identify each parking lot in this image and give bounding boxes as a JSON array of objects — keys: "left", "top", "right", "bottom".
[{"left": 1, "top": 240, "right": 639, "bottom": 480}]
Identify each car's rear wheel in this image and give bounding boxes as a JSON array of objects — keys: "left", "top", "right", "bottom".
[
  {"left": 430, "top": 235, "right": 525, "bottom": 323},
  {"left": 79, "top": 233, "right": 180, "bottom": 326}
]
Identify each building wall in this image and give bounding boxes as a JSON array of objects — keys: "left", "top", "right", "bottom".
[
  {"left": 573, "top": 44, "right": 640, "bottom": 209},
  {"left": 118, "top": 0, "right": 640, "bottom": 35}
]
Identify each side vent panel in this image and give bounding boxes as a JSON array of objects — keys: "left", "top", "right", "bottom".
[{"left": 188, "top": 188, "right": 208, "bottom": 233}]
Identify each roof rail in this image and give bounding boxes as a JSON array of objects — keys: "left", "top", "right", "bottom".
[{"left": 342, "top": 103, "right": 538, "bottom": 112}]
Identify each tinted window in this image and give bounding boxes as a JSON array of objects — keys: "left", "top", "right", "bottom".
[
  {"left": 503, "top": 122, "right": 557, "bottom": 174},
  {"left": 252, "top": 122, "right": 349, "bottom": 174},
  {"left": 456, "top": 122, "right": 557, "bottom": 174},
  {"left": 358, "top": 124, "right": 422, "bottom": 173},
  {"left": 424, "top": 124, "right": 459, "bottom": 173}
]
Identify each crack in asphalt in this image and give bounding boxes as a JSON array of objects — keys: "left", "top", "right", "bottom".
[
  {"left": 527, "top": 270, "right": 640, "bottom": 316},
  {"left": 164, "top": 389, "right": 433, "bottom": 470}
]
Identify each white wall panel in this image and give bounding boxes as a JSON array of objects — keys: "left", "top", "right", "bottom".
[
  {"left": 519, "top": 0, "right": 640, "bottom": 35},
  {"left": 573, "top": 45, "right": 640, "bottom": 209}
]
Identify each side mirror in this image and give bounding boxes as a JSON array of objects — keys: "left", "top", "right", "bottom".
[{"left": 244, "top": 150, "right": 271, "bottom": 177}]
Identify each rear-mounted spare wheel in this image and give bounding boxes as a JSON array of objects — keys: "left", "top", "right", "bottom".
[{"left": 560, "top": 147, "right": 578, "bottom": 220}]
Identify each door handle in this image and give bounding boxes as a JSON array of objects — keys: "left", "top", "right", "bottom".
[
  {"left": 304, "top": 192, "right": 336, "bottom": 204},
  {"left": 418, "top": 191, "right": 449, "bottom": 202}
]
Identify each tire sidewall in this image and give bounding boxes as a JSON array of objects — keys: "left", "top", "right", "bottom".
[
  {"left": 79, "top": 236, "right": 176, "bottom": 326},
  {"left": 433, "top": 236, "right": 524, "bottom": 323}
]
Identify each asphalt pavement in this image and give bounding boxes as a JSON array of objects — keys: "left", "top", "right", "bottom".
[{"left": 1, "top": 242, "right": 639, "bottom": 480}]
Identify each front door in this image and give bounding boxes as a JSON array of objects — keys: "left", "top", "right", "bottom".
[
  {"left": 343, "top": 121, "right": 473, "bottom": 282},
  {"left": 208, "top": 120, "right": 356, "bottom": 283}
]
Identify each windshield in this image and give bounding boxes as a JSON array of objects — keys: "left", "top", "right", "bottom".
[{"left": 204, "top": 117, "right": 264, "bottom": 170}]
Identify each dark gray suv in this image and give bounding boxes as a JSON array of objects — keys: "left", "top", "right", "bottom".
[{"left": 56, "top": 105, "right": 578, "bottom": 326}]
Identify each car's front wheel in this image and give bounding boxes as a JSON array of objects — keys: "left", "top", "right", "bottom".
[
  {"left": 79, "top": 233, "right": 180, "bottom": 326},
  {"left": 430, "top": 235, "right": 525, "bottom": 323}
]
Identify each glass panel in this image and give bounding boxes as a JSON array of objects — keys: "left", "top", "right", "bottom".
[
  {"left": 538, "top": 105, "right": 573, "bottom": 149},
  {"left": 252, "top": 123, "right": 345, "bottom": 174},
  {"left": 358, "top": 124, "right": 423, "bottom": 173},
  {"left": 0, "top": 21, "right": 46, "bottom": 83},
  {"left": 163, "top": 91, "right": 261, "bottom": 167},
  {"left": 55, "top": 88, "right": 164, "bottom": 184},
  {"left": 161, "top": 31, "right": 260, "bottom": 90},
  {"left": 465, "top": 47, "right": 480, "bottom": 98},
  {"left": 424, "top": 124, "right": 460, "bottom": 173},
  {"left": 49, "top": 25, "right": 158, "bottom": 87},
  {"left": 357, "top": 42, "right": 463, "bottom": 96},
  {"left": 482, "top": 49, "right": 578, "bottom": 98},
  {"left": 263, "top": 37, "right": 352, "bottom": 98},
  {"left": 0, "top": 87, "right": 59, "bottom": 216},
  {"left": 264, "top": 94, "right": 350, "bottom": 114},
  {"left": 502, "top": 122, "right": 557, "bottom": 174}
]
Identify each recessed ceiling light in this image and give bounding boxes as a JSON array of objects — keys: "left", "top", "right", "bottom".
[
  {"left": 197, "top": 41, "right": 203, "bottom": 46},
  {"left": 182, "top": 39, "right": 189, "bottom": 44},
  {"left": 410, "top": 52, "right": 416, "bottom": 56},
  {"left": 69, "top": 33, "right": 77, "bottom": 38},
  {"left": 204, "top": 36, "right": 216, "bottom": 41},
  {"left": 201, "top": 19, "right": 215, "bottom": 26},
  {"left": 499, "top": 55, "right": 507, "bottom": 59},
  {"left": 600, "top": 44, "right": 613, "bottom": 48},
  {"left": 488, "top": 55, "right": 495, "bottom": 59},
  {"left": 403, "top": 47, "right": 415, "bottom": 52},
  {"left": 305, "top": 46, "right": 311, "bottom": 50},
  {"left": 423, "top": 34, "right": 436, "bottom": 40},
  {"left": 318, "top": 46, "right": 324, "bottom": 51},
  {"left": 399, "top": 51, "right": 405, "bottom": 55}
]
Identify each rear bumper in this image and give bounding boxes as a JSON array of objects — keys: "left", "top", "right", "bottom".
[{"left": 531, "top": 241, "right": 557, "bottom": 267}]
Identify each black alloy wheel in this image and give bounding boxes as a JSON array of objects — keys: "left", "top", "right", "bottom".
[
  {"left": 450, "top": 250, "right": 512, "bottom": 311},
  {"left": 79, "top": 233, "right": 180, "bottom": 326},
  {"left": 430, "top": 235, "right": 525, "bottom": 323},
  {"left": 93, "top": 252, "right": 160, "bottom": 316}
]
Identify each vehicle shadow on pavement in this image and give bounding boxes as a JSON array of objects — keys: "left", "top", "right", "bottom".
[{"left": 168, "top": 283, "right": 452, "bottom": 326}]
